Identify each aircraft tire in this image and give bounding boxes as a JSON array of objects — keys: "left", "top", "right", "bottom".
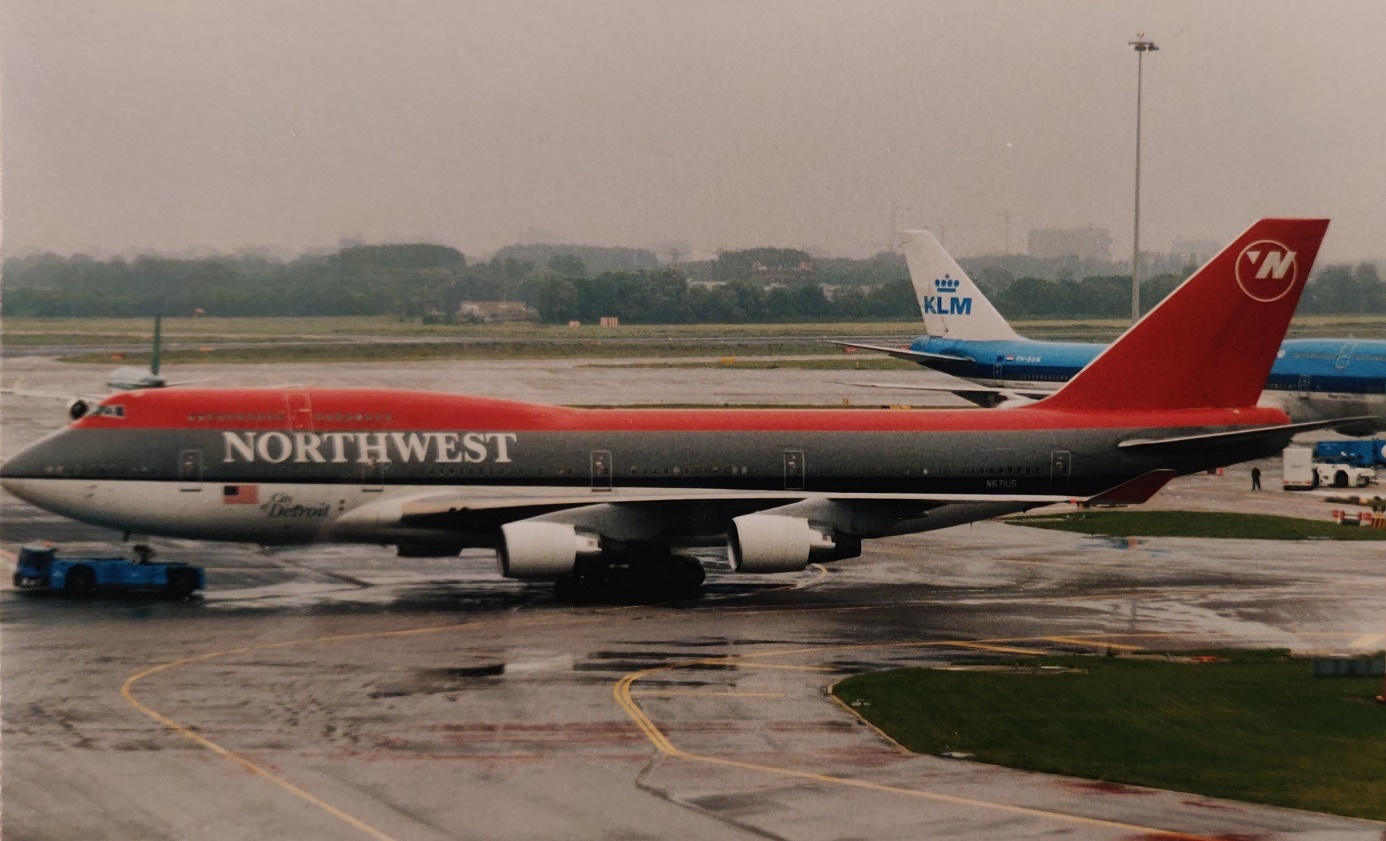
[
  {"left": 64, "top": 566, "right": 95, "bottom": 597},
  {"left": 670, "top": 558, "right": 706, "bottom": 597},
  {"left": 167, "top": 569, "right": 198, "bottom": 600}
]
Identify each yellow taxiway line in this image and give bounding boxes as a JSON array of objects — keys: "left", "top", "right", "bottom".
[
  {"left": 612, "top": 633, "right": 1232, "bottom": 841},
  {"left": 116, "top": 563, "right": 829, "bottom": 839}
]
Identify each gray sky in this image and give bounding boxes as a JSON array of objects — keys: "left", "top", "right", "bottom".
[{"left": 3, "top": 1, "right": 1384, "bottom": 262}]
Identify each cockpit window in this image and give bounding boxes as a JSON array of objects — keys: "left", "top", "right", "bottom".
[{"left": 91, "top": 405, "right": 126, "bottom": 418}]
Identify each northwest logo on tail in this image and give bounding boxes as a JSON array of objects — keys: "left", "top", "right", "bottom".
[
  {"left": 922, "top": 274, "right": 972, "bottom": 315},
  {"left": 1235, "top": 239, "right": 1299, "bottom": 302}
]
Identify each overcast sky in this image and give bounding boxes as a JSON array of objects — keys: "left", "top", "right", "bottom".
[{"left": 3, "top": 1, "right": 1384, "bottom": 263}]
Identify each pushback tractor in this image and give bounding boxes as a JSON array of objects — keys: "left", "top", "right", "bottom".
[{"left": 12, "top": 544, "right": 205, "bottom": 598}]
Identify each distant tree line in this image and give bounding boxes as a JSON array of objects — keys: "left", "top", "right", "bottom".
[
  {"left": 2, "top": 242, "right": 1381, "bottom": 322},
  {"left": 533, "top": 271, "right": 917, "bottom": 323},
  {"left": 2, "top": 245, "right": 536, "bottom": 320}
]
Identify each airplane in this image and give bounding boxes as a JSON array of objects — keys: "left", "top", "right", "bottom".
[
  {"left": 1, "top": 219, "right": 1365, "bottom": 597},
  {"left": 4, "top": 315, "right": 215, "bottom": 420},
  {"left": 834, "top": 230, "right": 1386, "bottom": 433}
]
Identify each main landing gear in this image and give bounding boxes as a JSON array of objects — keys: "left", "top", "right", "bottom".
[{"left": 553, "top": 552, "right": 706, "bottom": 603}]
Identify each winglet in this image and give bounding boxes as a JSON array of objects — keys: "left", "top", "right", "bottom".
[
  {"left": 1036, "top": 218, "right": 1329, "bottom": 412},
  {"left": 901, "top": 230, "right": 1021, "bottom": 342}
]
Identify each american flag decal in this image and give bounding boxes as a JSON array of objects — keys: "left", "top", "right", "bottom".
[{"left": 223, "top": 484, "right": 259, "bottom": 504}]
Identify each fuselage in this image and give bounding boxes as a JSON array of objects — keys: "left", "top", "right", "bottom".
[
  {"left": 1, "top": 387, "right": 1293, "bottom": 547},
  {"left": 910, "top": 336, "right": 1386, "bottom": 421}
]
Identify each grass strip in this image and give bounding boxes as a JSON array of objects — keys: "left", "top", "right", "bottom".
[
  {"left": 833, "top": 649, "right": 1386, "bottom": 820},
  {"left": 58, "top": 340, "right": 856, "bottom": 365},
  {"left": 1009, "top": 509, "right": 1386, "bottom": 540}
]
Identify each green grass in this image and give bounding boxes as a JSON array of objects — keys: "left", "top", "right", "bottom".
[
  {"left": 6, "top": 313, "right": 1384, "bottom": 348},
  {"left": 59, "top": 338, "right": 866, "bottom": 365},
  {"left": 2, "top": 316, "right": 926, "bottom": 343},
  {"left": 1009, "top": 509, "right": 1386, "bottom": 540},
  {"left": 833, "top": 649, "right": 1386, "bottom": 820}
]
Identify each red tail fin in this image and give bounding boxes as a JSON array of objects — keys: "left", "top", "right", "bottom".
[{"left": 1037, "top": 218, "right": 1329, "bottom": 412}]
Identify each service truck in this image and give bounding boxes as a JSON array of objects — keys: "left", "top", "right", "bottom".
[
  {"left": 1283, "top": 444, "right": 1379, "bottom": 490},
  {"left": 12, "top": 544, "right": 205, "bottom": 598},
  {"left": 1313, "top": 439, "right": 1386, "bottom": 469}
]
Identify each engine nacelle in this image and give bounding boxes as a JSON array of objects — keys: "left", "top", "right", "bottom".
[
  {"left": 67, "top": 398, "right": 91, "bottom": 421},
  {"left": 498, "top": 521, "right": 601, "bottom": 579},
  {"left": 727, "top": 514, "right": 848, "bottom": 573}
]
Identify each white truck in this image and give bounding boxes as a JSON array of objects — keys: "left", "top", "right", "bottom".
[{"left": 1282, "top": 446, "right": 1378, "bottom": 490}]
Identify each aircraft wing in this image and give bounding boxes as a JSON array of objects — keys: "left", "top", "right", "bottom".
[
  {"left": 826, "top": 340, "right": 971, "bottom": 365},
  {"left": 841, "top": 380, "right": 1052, "bottom": 408},
  {"left": 335, "top": 483, "right": 1153, "bottom": 546}
]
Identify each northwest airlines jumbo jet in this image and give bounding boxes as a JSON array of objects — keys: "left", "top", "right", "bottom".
[
  {"left": 0, "top": 219, "right": 1355, "bottom": 596},
  {"left": 837, "top": 229, "right": 1386, "bottom": 433}
]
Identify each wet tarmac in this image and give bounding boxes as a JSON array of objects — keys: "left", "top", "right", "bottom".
[{"left": 4, "top": 355, "right": 1385, "bottom": 840}]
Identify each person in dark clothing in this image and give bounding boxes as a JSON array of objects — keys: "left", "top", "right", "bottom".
[{"left": 1251, "top": 466, "right": 1262, "bottom": 490}]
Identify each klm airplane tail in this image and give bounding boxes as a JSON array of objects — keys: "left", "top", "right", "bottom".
[
  {"left": 901, "top": 230, "right": 1020, "bottom": 342},
  {"left": 1038, "top": 218, "right": 1330, "bottom": 412}
]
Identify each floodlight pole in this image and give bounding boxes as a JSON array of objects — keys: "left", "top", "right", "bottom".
[{"left": 1129, "top": 35, "right": 1158, "bottom": 324}]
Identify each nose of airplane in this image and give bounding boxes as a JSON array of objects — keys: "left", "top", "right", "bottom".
[{"left": 1, "top": 430, "right": 63, "bottom": 493}]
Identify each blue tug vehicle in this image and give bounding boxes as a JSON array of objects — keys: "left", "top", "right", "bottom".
[{"left": 13, "top": 544, "right": 204, "bottom": 598}]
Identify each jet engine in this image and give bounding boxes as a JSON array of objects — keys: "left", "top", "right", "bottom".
[
  {"left": 498, "top": 521, "right": 601, "bottom": 579},
  {"left": 67, "top": 398, "right": 90, "bottom": 421},
  {"left": 727, "top": 514, "right": 859, "bottom": 573}
]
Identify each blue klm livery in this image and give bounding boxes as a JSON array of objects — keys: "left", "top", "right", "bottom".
[{"left": 835, "top": 230, "right": 1385, "bottom": 433}]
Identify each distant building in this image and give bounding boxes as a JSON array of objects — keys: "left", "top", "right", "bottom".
[
  {"left": 1028, "top": 227, "right": 1112, "bottom": 262},
  {"left": 456, "top": 301, "right": 534, "bottom": 322},
  {"left": 751, "top": 259, "right": 816, "bottom": 285},
  {"left": 1168, "top": 238, "right": 1219, "bottom": 267}
]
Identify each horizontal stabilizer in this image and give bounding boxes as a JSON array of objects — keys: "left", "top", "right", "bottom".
[
  {"left": 1082, "top": 470, "right": 1179, "bottom": 505},
  {"left": 840, "top": 380, "right": 1048, "bottom": 407},
  {"left": 826, "top": 340, "right": 970, "bottom": 364},
  {"left": 1118, "top": 416, "right": 1384, "bottom": 451}
]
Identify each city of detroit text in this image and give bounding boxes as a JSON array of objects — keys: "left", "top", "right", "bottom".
[{"left": 224, "top": 430, "right": 518, "bottom": 465}]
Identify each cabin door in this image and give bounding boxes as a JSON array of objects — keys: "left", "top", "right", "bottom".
[
  {"left": 179, "top": 449, "right": 204, "bottom": 492},
  {"left": 286, "top": 390, "right": 314, "bottom": 430},
  {"left": 1049, "top": 450, "right": 1071, "bottom": 491},
  {"left": 1334, "top": 340, "right": 1356, "bottom": 371},
  {"left": 591, "top": 450, "right": 613, "bottom": 491},
  {"left": 362, "top": 460, "right": 386, "bottom": 492},
  {"left": 783, "top": 450, "right": 805, "bottom": 490}
]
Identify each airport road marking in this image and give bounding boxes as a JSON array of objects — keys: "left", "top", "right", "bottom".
[
  {"left": 1044, "top": 636, "right": 1145, "bottom": 651},
  {"left": 121, "top": 612, "right": 617, "bottom": 841},
  {"left": 941, "top": 641, "right": 1049, "bottom": 656},
  {"left": 825, "top": 687, "right": 912, "bottom": 755},
  {"left": 115, "top": 559, "right": 822, "bottom": 837},
  {"left": 632, "top": 690, "right": 787, "bottom": 699},
  {"left": 732, "top": 662, "right": 840, "bottom": 673},
  {"left": 613, "top": 635, "right": 1234, "bottom": 841},
  {"left": 121, "top": 671, "right": 402, "bottom": 841}
]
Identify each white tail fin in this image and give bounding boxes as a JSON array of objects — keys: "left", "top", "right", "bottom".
[{"left": 901, "top": 230, "right": 1020, "bottom": 342}]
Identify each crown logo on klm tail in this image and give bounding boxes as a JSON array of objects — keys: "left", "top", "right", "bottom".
[{"left": 933, "top": 275, "right": 960, "bottom": 293}]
